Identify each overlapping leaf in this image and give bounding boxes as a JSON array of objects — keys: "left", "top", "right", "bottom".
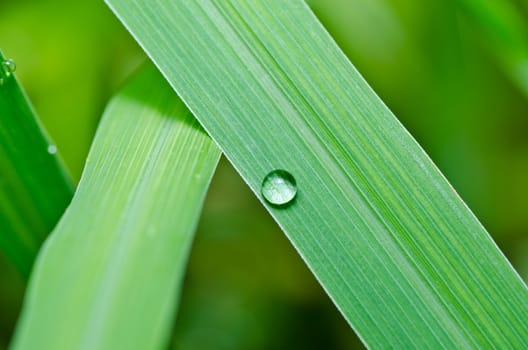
[{"left": 107, "top": 1, "right": 528, "bottom": 348}]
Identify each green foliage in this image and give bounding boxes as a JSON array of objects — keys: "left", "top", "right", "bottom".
[
  {"left": 11, "top": 65, "right": 220, "bottom": 350},
  {"left": 0, "top": 50, "right": 73, "bottom": 278},
  {"left": 1, "top": 0, "right": 527, "bottom": 349},
  {"left": 107, "top": 0, "right": 528, "bottom": 348}
]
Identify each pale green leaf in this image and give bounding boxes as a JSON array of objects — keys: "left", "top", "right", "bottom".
[
  {"left": 11, "top": 65, "right": 221, "bottom": 350},
  {"left": 107, "top": 1, "right": 528, "bottom": 348}
]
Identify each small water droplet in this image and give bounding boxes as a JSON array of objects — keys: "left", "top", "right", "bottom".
[
  {"left": 261, "top": 169, "right": 297, "bottom": 207},
  {"left": 47, "top": 145, "right": 57, "bottom": 154},
  {"left": 2, "top": 59, "right": 16, "bottom": 77}
]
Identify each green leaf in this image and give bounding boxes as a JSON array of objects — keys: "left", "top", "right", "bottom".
[
  {"left": 0, "top": 50, "right": 73, "bottom": 278},
  {"left": 11, "top": 65, "right": 221, "bottom": 350},
  {"left": 106, "top": 0, "right": 528, "bottom": 348}
]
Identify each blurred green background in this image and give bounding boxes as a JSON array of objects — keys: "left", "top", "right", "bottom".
[{"left": 1, "top": 0, "right": 527, "bottom": 349}]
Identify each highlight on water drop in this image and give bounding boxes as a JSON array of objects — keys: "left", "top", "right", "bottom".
[
  {"left": 261, "top": 169, "right": 297, "bottom": 207},
  {"left": 2, "top": 59, "right": 16, "bottom": 77}
]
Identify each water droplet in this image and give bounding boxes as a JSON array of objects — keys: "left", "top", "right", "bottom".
[
  {"left": 2, "top": 59, "right": 16, "bottom": 77},
  {"left": 47, "top": 145, "right": 57, "bottom": 154},
  {"left": 261, "top": 169, "right": 297, "bottom": 207}
]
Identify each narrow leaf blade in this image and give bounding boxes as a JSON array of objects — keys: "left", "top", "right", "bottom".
[
  {"left": 0, "top": 50, "right": 73, "bottom": 278},
  {"left": 11, "top": 65, "right": 221, "bottom": 350},
  {"left": 107, "top": 1, "right": 528, "bottom": 348}
]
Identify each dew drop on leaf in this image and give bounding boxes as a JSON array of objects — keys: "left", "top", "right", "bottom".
[
  {"left": 261, "top": 169, "right": 297, "bottom": 207},
  {"left": 2, "top": 59, "right": 16, "bottom": 77}
]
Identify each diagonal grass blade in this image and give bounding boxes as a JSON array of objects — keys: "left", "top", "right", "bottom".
[
  {"left": 0, "top": 50, "right": 73, "bottom": 278},
  {"left": 106, "top": 1, "right": 528, "bottom": 348}
]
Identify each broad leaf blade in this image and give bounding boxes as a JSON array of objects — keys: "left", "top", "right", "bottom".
[
  {"left": 0, "top": 50, "right": 73, "bottom": 278},
  {"left": 107, "top": 0, "right": 528, "bottom": 348},
  {"left": 11, "top": 65, "right": 221, "bottom": 350}
]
